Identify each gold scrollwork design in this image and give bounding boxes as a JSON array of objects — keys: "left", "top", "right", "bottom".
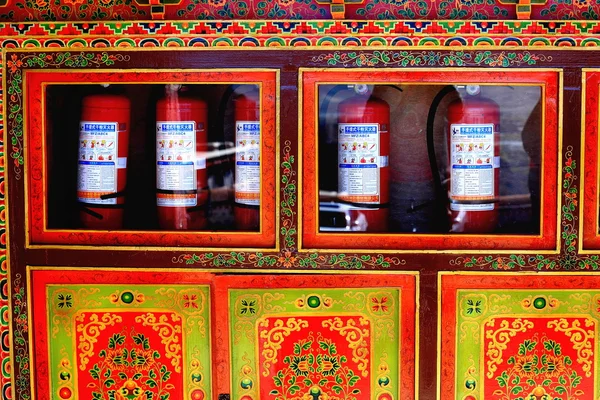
[
  {"left": 52, "top": 287, "right": 102, "bottom": 338},
  {"left": 75, "top": 312, "right": 122, "bottom": 370},
  {"left": 258, "top": 318, "right": 309, "bottom": 377},
  {"left": 459, "top": 321, "right": 480, "bottom": 344},
  {"left": 135, "top": 313, "right": 183, "bottom": 373},
  {"left": 185, "top": 315, "right": 207, "bottom": 337},
  {"left": 463, "top": 356, "right": 477, "bottom": 394},
  {"left": 489, "top": 294, "right": 512, "bottom": 313},
  {"left": 234, "top": 320, "right": 255, "bottom": 345},
  {"left": 238, "top": 353, "right": 257, "bottom": 398},
  {"left": 375, "top": 353, "right": 393, "bottom": 397},
  {"left": 569, "top": 293, "right": 592, "bottom": 313},
  {"left": 374, "top": 318, "right": 395, "bottom": 341},
  {"left": 57, "top": 347, "right": 74, "bottom": 393},
  {"left": 52, "top": 315, "right": 72, "bottom": 339},
  {"left": 188, "top": 347, "right": 206, "bottom": 394},
  {"left": 485, "top": 318, "right": 534, "bottom": 379},
  {"left": 154, "top": 288, "right": 178, "bottom": 308},
  {"left": 263, "top": 293, "right": 285, "bottom": 313},
  {"left": 591, "top": 294, "right": 600, "bottom": 317},
  {"left": 547, "top": 318, "right": 595, "bottom": 378},
  {"left": 343, "top": 291, "right": 367, "bottom": 312},
  {"left": 79, "top": 288, "right": 102, "bottom": 308},
  {"left": 322, "top": 316, "right": 370, "bottom": 378}
]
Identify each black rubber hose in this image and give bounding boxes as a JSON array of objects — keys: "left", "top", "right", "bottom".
[{"left": 426, "top": 85, "right": 458, "bottom": 231}]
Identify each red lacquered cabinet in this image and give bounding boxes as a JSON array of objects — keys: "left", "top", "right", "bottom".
[{"left": 3, "top": 2, "right": 600, "bottom": 399}]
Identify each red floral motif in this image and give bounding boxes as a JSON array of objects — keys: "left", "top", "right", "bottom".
[
  {"left": 7, "top": 55, "right": 23, "bottom": 74},
  {"left": 183, "top": 294, "right": 199, "bottom": 309},
  {"left": 371, "top": 297, "right": 388, "bottom": 313},
  {"left": 278, "top": 251, "right": 296, "bottom": 268}
]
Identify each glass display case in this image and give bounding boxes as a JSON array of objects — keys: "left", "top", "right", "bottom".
[
  {"left": 302, "top": 69, "right": 560, "bottom": 250},
  {"left": 23, "top": 67, "right": 278, "bottom": 247}
]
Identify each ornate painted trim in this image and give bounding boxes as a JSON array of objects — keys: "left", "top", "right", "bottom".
[
  {"left": 0, "top": 51, "right": 9, "bottom": 399},
  {"left": 0, "top": 20, "right": 596, "bottom": 36},
  {"left": 281, "top": 140, "right": 297, "bottom": 251},
  {"left": 0, "top": 21, "right": 594, "bottom": 48},
  {"left": 312, "top": 50, "right": 552, "bottom": 68}
]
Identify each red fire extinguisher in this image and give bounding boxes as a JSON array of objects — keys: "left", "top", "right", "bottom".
[
  {"left": 447, "top": 85, "right": 500, "bottom": 233},
  {"left": 77, "top": 94, "right": 130, "bottom": 230},
  {"left": 233, "top": 89, "right": 260, "bottom": 231},
  {"left": 156, "top": 86, "right": 209, "bottom": 230},
  {"left": 337, "top": 90, "right": 390, "bottom": 232}
]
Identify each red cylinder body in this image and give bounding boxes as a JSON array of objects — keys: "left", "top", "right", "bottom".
[
  {"left": 447, "top": 95, "right": 500, "bottom": 233},
  {"left": 337, "top": 95, "right": 390, "bottom": 232},
  {"left": 233, "top": 91, "right": 261, "bottom": 231},
  {"left": 78, "top": 94, "right": 130, "bottom": 230},
  {"left": 156, "top": 94, "right": 208, "bottom": 230}
]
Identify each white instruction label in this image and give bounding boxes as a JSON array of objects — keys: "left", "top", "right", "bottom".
[
  {"left": 156, "top": 121, "right": 197, "bottom": 207},
  {"left": 338, "top": 123, "right": 381, "bottom": 204},
  {"left": 235, "top": 121, "right": 261, "bottom": 206},
  {"left": 450, "top": 123, "right": 495, "bottom": 206},
  {"left": 77, "top": 121, "right": 118, "bottom": 205}
]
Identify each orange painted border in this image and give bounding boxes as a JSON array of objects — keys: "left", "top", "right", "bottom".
[
  {"left": 29, "top": 268, "right": 215, "bottom": 400},
  {"left": 25, "top": 70, "right": 277, "bottom": 248},
  {"left": 582, "top": 71, "right": 600, "bottom": 250},
  {"left": 213, "top": 273, "right": 418, "bottom": 399},
  {"left": 302, "top": 69, "right": 560, "bottom": 251}
]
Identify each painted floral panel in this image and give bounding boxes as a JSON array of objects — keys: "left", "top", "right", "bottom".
[
  {"left": 440, "top": 274, "right": 600, "bottom": 400},
  {"left": 483, "top": 317, "right": 594, "bottom": 399},
  {"left": 34, "top": 278, "right": 211, "bottom": 400},
  {"left": 229, "top": 287, "right": 403, "bottom": 400}
]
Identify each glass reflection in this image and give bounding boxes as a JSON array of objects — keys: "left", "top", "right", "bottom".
[{"left": 318, "top": 84, "right": 541, "bottom": 235}]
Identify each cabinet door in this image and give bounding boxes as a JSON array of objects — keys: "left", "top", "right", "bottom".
[
  {"left": 440, "top": 273, "right": 600, "bottom": 400},
  {"left": 215, "top": 273, "right": 417, "bottom": 399},
  {"left": 30, "top": 268, "right": 214, "bottom": 400}
]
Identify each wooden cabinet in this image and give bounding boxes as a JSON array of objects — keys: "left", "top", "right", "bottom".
[{"left": 4, "top": 9, "right": 600, "bottom": 400}]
